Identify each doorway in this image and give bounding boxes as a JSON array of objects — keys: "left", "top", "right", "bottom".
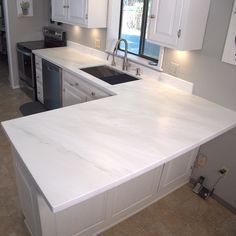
[{"left": 0, "top": 0, "right": 9, "bottom": 86}]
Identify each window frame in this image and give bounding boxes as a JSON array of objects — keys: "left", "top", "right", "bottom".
[
  {"left": 106, "top": 0, "right": 164, "bottom": 71},
  {"left": 118, "top": 0, "right": 159, "bottom": 62}
]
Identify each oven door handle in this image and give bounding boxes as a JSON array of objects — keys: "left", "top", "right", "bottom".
[{"left": 17, "top": 48, "right": 32, "bottom": 57}]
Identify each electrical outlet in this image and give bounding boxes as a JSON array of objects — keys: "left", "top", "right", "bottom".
[
  {"left": 169, "top": 62, "right": 180, "bottom": 76},
  {"left": 219, "top": 167, "right": 229, "bottom": 176},
  {"left": 196, "top": 154, "right": 207, "bottom": 167},
  {"left": 95, "top": 39, "right": 101, "bottom": 49}
]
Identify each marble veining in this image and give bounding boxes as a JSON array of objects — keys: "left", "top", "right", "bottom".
[{"left": 2, "top": 47, "right": 236, "bottom": 213}]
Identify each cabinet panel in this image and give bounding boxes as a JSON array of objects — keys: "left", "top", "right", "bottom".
[
  {"left": 222, "top": 0, "right": 236, "bottom": 65},
  {"left": 15, "top": 165, "right": 36, "bottom": 234},
  {"left": 63, "top": 70, "right": 110, "bottom": 106},
  {"left": 148, "top": 0, "right": 210, "bottom": 50},
  {"left": 51, "top": 0, "right": 68, "bottom": 21},
  {"left": 63, "top": 82, "right": 87, "bottom": 107},
  {"left": 37, "top": 82, "right": 44, "bottom": 104},
  {"left": 159, "top": 148, "right": 199, "bottom": 195},
  {"left": 35, "top": 56, "right": 42, "bottom": 70},
  {"left": 111, "top": 166, "right": 163, "bottom": 220},
  {"left": 56, "top": 193, "right": 107, "bottom": 236},
  {"left": 36, "top": 69, "right": 43, "bottom": 84},
  {"left": 68, "top": 0, "right": 87, "bottom": 25},
  {"left": 148, "top": 0, "right": 184, "bottom": 47}
]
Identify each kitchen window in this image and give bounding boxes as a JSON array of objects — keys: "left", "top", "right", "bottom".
[
  {"left": 119, "top": 0, "right": 160, "bottom": 61},
  {"left": 106, "top": 0, "right": 164, "bottom": 70}
]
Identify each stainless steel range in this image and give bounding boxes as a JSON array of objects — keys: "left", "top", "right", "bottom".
[{"left": 16, "top": 27, "right": 66, "bottom": 100}]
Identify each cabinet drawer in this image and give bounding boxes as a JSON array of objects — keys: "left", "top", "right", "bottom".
[
  {"left": 63, "top": 80, "right": 87, "bottom": 107},
  {"left": 37, "top": 82, "right": 44, "bottom": 104},
  {"left": 35, "top": 56, "right": 42, "bottom": 70},
  {"left": 36, "top": 69, "right": 43, "bottom": 84},
  {"left": 64, "top": 71, "right": 109, "bottom": 99}
]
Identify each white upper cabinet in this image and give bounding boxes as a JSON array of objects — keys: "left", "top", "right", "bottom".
[
  {"left": 148, "top": 0, "right": 211, "bottom": 50},
  {"left": 51, "top": 0, "right": 68, "bottom": 21},
  {"left": 222, "top": 0, "right": 236, "bottom": 66},
  {"left": 67, "top": 0, "right": 87, "bottom": 25},
  {"left": 51, "top": 0, "right": 108, "bottom": 28}
]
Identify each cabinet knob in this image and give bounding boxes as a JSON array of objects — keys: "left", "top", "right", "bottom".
[
  {"left": 75, "top": 82, "right": 79, "bottom": 86},
  {"left": 149, "top": 14, "right": 156, "bottom": 19},
  {"left": 91, "top": 92, "right": 96, "bottom": 97}
]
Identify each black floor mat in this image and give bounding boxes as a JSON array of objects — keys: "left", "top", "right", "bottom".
[{"left": 20, "top": 102, "right": 46, "bottom": 116}]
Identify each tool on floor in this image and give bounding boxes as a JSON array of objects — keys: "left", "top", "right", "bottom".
[
  {"left": 192, "top": 176, "right": 210, "bottom": 199},
  {"left": 193, "top": 168, "right": 228, "bottom": 200}
]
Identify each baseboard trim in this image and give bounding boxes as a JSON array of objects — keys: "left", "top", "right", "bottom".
[{"left": 211, "top": 194, "right": 236, "bottom": 215}]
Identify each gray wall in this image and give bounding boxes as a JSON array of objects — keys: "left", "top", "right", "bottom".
[
  {"left": 162, "top": 0, "right": 236, "bottom": 209},
  {"left": 5, "top": 0, "right": 49, "bottom": 87},
  {"left": 55, "top": 24, "right": 107, "bottom": 51}
]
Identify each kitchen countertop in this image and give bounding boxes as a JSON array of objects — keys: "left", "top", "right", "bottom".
[{"left": 2, "top": 46, "right": 236, "bottom": 213}]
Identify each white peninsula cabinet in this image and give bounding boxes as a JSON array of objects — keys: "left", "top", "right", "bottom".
[
  {"left": 148, "top": 0, "right": 211, "bottom": 50},
  {"left": 11, "top": 145, "right": 199, "bottom": 236},
  {"left": 62, "top": 70, "right": 112, "bottom": 107},
  {"left": 51, "top": 0, "right": 108, "bottom": 28},
  {"left": 35, "top": 56, "right": 44, "bottom": 104}
]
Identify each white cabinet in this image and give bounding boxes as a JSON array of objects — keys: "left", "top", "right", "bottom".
[
  {"left": 63, "top": 81, "right": 87, "bottom": 107},
  {"left": 111, "top": 166, "right": 163, "bottom": 222},
  {"left": 51, "top": 0, "right": 108, "bottom": 28},
  {"left": 12, "top": 149, "right": 41, "bottom": 236},
  {"left": 158, "top": 148, "right": 199, "bottom": 196},
  {"left": 67, "top": 0, "right": 87, "bottom": 26},
  {"left": 35, "top": 56, "right": 44, "bottom": 104},
  {"left": 222, "top": 0, "right": 236, "bottom": 66},
  {"left": 62, "top": 70, "right": 111, "bottom": 107},
  {"left": 51, "top": 0, "right": 68, "bottom": 22},
  {"left": 148, "top": 0, "right": 211, "bottom": 50}
]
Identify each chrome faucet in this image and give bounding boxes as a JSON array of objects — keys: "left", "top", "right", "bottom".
[{"left": 111, "top": 39, "right": 129, "bottom": 71}]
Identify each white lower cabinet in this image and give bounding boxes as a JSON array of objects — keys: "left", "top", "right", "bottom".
[
  {"left": 62, "top": 70, "right": 111, "bottom": 107},
  {"left": 63, "top": 81, "right": 87, "bottom": 106},
  {"left": 158, "top": 148, "right": 199, "bottom": 196},
  {"left": 12, "top": 143, "right": 199, "bottom": 236},
  {"left": 110, "top": 167, "right": 163, "bottom": 221},
  {"left": 12, "top": 148, "right": 42, "bottom": 236},
  {"left": 35, "top": 57, "right": 44, "bottom": 104}
]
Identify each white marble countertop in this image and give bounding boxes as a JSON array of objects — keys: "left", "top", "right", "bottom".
[{"left": 2, "top": 46, "right": 236, "bottom": 213}]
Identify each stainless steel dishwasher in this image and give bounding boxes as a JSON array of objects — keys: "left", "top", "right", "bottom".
[{"left": 42, "top": 59, "right": 62, "bottom": 110}]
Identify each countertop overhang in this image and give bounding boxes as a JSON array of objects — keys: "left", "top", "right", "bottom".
[{"left": 2, "top": 47, "right": 236, "bottom": 213}]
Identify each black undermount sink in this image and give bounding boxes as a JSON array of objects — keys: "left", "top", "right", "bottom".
[{"left": 81, "top": 65, "right": 139, "bottom": 85}]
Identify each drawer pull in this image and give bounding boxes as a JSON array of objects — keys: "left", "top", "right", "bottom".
[{"left": 91, "top": 92, "right": 96, "bottom": 96}]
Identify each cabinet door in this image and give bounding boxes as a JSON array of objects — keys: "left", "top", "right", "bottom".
[
  {"left": 63, "top": 82, "right": 87, "bottom": 107},
  {"left": 158, "top": 148, "right": 199, "bottom": 195},
  {"left": 51, "top": 0, "right": 68, "bottom": 22},
  {"left": 67, "top": 0, "right": 87, "bottom": 25},
  {"left": 148, "top": 0, "right": 184, "bottom": 48},
  {"left": 14, "top": 162, "right": 37, "bottom": 236}
]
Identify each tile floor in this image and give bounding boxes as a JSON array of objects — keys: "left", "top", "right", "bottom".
[{"left": 0, "top": 57, "right": 236, "bottom": 236}]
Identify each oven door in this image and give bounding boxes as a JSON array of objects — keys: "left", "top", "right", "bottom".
[{"left": 17, "top": 48, "right": 34, "bottom": 88}]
